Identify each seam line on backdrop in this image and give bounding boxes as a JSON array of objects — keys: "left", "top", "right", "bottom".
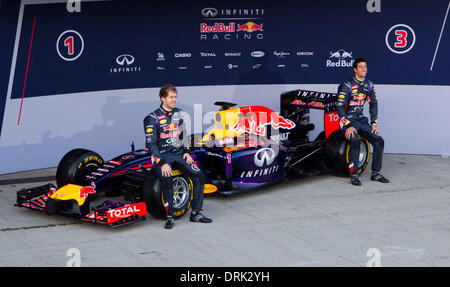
[
  {"left": 430, "top": 1, "right": 450, "bottom": 71},
  {"left": 18, "top": 17, "right": 36, "bottom": 125}
]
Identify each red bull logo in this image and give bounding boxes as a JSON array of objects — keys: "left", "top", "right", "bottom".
[
  {"left": 200, "top": 23, "right": 235, "bottom": 33},
  {"left": 163, "top": 123, "right": 179, "bottom": 132},
  {"left": 237, "top": 22, "right": 263, "bottom": 32},
  {"left": 349, "top": 93, "right": 367, "bottom": 105},
  {"left": 233, "top": 106, "right": 295, "bottom": 136},
  {"left": 79, "top": 182, "right": 96, "bottom": 199},
  {"left": 161, "top": 123, "right": 181, "bottom": 139}
]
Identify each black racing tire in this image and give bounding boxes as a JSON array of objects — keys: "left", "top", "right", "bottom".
[
  {"left": 325, "top": 131, "right": 370, "bottom": 175},
  {"left": 142, "top": 169, "right": 193, "bottom": 219},
  {"left": 56, "top": 149, "right": 104, "bottom": 188},
  {"left": 336, "top": 134, "right": 370, "bottom": 175}
]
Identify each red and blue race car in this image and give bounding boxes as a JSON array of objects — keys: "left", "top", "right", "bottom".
[{"left": 15, "top": 89, "right": 371, "bottom": 227}]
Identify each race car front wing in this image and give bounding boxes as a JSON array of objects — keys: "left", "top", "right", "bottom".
[{"left": 15, "top": 183, "right": 147, "bottom": 228}]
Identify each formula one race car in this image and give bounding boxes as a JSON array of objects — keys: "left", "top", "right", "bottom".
[{"left": 15, "top": 89, "right": 371, "bottom": 228}]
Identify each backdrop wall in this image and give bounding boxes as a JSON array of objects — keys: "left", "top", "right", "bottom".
[{"left": 1, "top": 0, "right": 449, "bottom": 174}]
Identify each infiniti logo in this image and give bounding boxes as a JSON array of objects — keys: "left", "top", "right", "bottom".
[
  {"left": 254, "top": 148, "right": 276, "bottom": 167},
  {"left": 201, "top": 7, "right": 218, "bottom": 18},
  {"left": 116, "top": 54, "right": 135, "bottom": 66},
  {"left": 110, "top": 54, "right": 141, "bottom": 73}
]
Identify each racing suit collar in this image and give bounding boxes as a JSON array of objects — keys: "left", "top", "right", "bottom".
[
  {"left": 353, "top": 76, "right": 366, "bottom": 85},
  {"left": 159, "top": 104, "right": 173, "bottom": 114}
]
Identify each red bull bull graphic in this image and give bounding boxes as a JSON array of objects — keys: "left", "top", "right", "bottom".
[
  {"left": 79, "top": 182, "right": 96, "bottom": 199},
  {"left": 163, "top": 123, "right": 179, "bottom": 132},
  {"left": 237, "top": 22, "right": 263, "bottom": 32},
  {"left": 233, "top": 106, "right": 295, "bottom": 136},
  {"left": 349, "top": 93, "right": 367, "bottom": 105},
  {"left": 161, "top": 123, "right": 180, "bottom": 138}
]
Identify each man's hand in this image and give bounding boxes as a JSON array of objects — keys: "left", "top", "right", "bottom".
[
  {"left": 371, "top": 124, "right": 380, "bottom": 135},
  {"left": 183, "top": 153, "right": 193, "bottom": 165},
  {"left": 345, "top": 126, "right": 357, "bottom": 140},
  {"left": 161, "top": 163, "right": 172, "bottom": 177}
]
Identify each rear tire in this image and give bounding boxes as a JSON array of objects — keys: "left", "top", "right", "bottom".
[
  {"left": 56, "top": 149, "right": 104, "bottom": 188},
  {"left": 142, "top": 170, "right": 193, "bottom": 219},
  {"left": 325, "top": 131, "right": 370, "bottom": 175},
  {"left": 336, "top": 135, "right": 370, "bottom": 175}
]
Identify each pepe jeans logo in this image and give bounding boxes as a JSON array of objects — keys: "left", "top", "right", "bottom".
[{"left": 254, "top": 148, "right": 276, "bottom": 167}]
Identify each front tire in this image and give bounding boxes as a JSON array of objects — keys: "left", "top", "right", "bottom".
[
  {"left": 56, "top": 149, "right": 104, "bottom": 188},
  {"left": 142, "top": 170, "right": 193, "bottom": 219}
]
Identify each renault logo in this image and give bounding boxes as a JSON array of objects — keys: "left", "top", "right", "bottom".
[
  {"left": 254, "top": 148, "right": 276, "bottom": 167},
  {"left": 201, "top": 7, "right": 218, "bottom": 18},
  {"left": 116, "top": 54, "right": 135, "bottom": 66}
]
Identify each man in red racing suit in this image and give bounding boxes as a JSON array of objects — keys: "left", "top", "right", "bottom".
[{"left": 336, "top": 58, "right": 389, "bottom": 186}]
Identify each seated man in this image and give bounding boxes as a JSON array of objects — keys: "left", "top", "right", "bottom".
[
  {"left": 336, "top": 58, "right": 389, "bottom": 186},
  {"left": 143, "top": 84, "right": 212, "bottom": 229}
]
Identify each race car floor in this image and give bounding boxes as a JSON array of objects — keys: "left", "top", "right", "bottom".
[{"left": 0, "top": 154, "right": 449, "bottom": 267}]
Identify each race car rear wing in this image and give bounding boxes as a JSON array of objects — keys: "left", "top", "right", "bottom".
[
  {"left": 280, "top": 89, "right": 340, "bottom": 139},
  {"left": 280, "top": 89, "right": 338, "bottom": 113}
]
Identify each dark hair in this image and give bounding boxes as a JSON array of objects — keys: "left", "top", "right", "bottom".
[
  {"left": 353, "top": 57, "right": 367, "bottom": 69},
  {"left": 159, "top": 84, "right": 177, "bottom": 100}
]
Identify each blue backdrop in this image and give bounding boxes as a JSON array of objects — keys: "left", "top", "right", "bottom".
[
  {"left": 7, "top": 0, "right": 450, "bottom": 99},
  {"left": 1, "top": 0, "right": 449, "bottom": 139}
]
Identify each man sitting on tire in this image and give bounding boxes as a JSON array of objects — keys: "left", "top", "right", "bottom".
[
  {"left": 336, "top": 58, "right": 389, "bottom": 186},
  {"left": 143, "top": 84, "right": 212, "bottom": 229}
]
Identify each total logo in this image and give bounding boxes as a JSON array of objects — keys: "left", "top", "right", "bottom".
[
  {"left": 106, "top": 202, "right": 147, "bottom": 223},
  {"left": 110, "top": 54, "right": 141, "bottom": 73},
  {"left": 326, "top": 49, "right": 354, "bottom": 68},
  {"left": 200, "top": 52, "right": 217, "bottom": 57}
]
